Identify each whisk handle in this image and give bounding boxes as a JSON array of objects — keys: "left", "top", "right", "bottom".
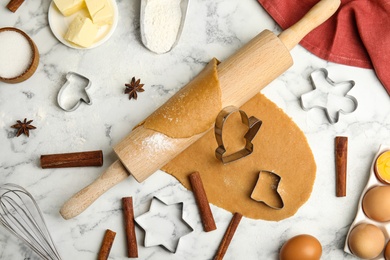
[{"left": 60, "top": 160, "right": 129, "bottom": 220}]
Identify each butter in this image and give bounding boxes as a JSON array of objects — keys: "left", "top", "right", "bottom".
[
  {"left": 64, "top": 15, "right": 99, "bottom": 48},
  {"left": 85, "top": 0, "right": 113, "bottom": 25},
  {"left": 53, "top": 0, "right": 85, "bottom": 16}
]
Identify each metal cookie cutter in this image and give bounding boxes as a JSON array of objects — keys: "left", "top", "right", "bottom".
[
  {"left": 135, "top": 196, "right": 193, "bottom": 253},
  {"left": 250, "top": 170, "right": 284, "bottom": 210},
  {"left": 214, "top": 106, "right": 262, "bottom": 164},
  {"left": 57, "top": 72, "right": 92, "bottom": 112},
  {"left": 300, "top": 68, "right": 357, "bottom": 124}
]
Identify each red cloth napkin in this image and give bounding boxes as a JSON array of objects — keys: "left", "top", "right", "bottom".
[{"left": 258, "top": 0, "right": 390, "bottom": 95}]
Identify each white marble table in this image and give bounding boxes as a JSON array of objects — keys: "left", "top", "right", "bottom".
[{"left": 1, "top": 0, "right": 389, "bottom": 259}]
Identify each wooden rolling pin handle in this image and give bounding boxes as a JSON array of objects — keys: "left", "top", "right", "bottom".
[
  {"left": 278, "top": 0, "right": 341, "bottom": 50},
  {"left": 60, "top": 160, "right": 129, "bottom": 220}
]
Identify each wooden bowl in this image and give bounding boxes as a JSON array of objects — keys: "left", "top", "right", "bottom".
[{"left": 0, "top": 27, "right": 39, "bottom": 84}]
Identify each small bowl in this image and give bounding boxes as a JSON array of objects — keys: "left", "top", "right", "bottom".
[{"left": 0, "top": 27, "right": 39, "bottom": 83}]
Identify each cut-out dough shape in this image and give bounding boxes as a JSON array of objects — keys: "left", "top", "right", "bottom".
[
  {"left": 57, "top": 72, "right": 92, "bottom": 112},
  {"left": 250, "top": 170, "right": 284, "bottom": 210},
  {"left": 300, "top": 68, "right": 357, "bottom": 124},
  {"left": 135, "top": 197, "right": 193, "bottom": 253},
  {"left": 215, "top": 106, "right": 262, "bottom": 164}
]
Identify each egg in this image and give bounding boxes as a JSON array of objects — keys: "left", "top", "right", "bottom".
[
  {"left": 348, "top": 223, "right": 385, "bottom": 259},
  {"left": 385, "top": 241, "right": 390, "bottom": 260},
  {"left": 375, "top": 150, "right": 390, "bottom": 184},
  {"left": 279, "top": 234, "right": 322, "bottom": 260},
  {"left": 362, "top": 186, "right": 390, "bottom": 222}
]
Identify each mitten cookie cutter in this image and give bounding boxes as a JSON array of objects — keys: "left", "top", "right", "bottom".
[
  {"left": 57, "top": 72, "right": 92, "bottom": 112},
  {"left": 300, "top": 68, "right": 357, "bottom": 124},
  {"left": 214, "top": 106, "right": 262, "bottom": 164}
]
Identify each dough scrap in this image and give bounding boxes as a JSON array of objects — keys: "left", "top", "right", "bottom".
[
  {"left": 143, "top": 58, "right": 221, "bottom": 138},
  {"left": 162, "top": 93, "right": 316, "bottom": 221}
]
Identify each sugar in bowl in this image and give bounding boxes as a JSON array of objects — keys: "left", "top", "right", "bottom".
[{"left": 0, "top": 27, "right": 39, "bottom": 83}]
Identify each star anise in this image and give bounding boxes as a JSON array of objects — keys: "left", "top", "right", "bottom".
[
  {"left": 11, "top": 118, "right": 36, "bottom": 137},
  {"left": 125, "top": 77, "right": 144, "bottom": 100}
]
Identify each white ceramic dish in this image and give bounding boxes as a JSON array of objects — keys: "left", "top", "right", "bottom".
[
  {"left": 48, "top": 0, "right": 119, "bottom": 49},
  {"left": 344, "top": 145, "right": 390, "bottom": 260}
]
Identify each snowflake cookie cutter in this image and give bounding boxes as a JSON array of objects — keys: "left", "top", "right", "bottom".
[
  {"left": 57, "top": 72, "right": 92, "bottom": 112},
  {"left": 214, "top": 106, "right": 262, "bottom": 164},
  {"left": 135, "top": 196, "right": 194, "bottom": 253},
  {"left": 300, "top": 68, "right": 357, "bottom": 124},
  {"left": 250, "top": 170, "right": 284, "bottom": 210}
]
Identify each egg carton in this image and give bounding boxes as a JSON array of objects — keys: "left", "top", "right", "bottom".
[{"left": 344, "top": 145, "right": 390, "bottom": 259}]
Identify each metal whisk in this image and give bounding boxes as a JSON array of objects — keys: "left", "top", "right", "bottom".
[{"left": 0, "top": 183, "right": 62, "bottom": 260}]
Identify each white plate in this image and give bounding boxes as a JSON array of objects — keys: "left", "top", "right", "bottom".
[{"left": 48, "top": 0, "right": 119, "bottom": 49}]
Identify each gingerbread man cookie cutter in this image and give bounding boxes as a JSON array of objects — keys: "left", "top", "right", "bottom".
[
  {"left": 300, "top": 68, "right": 357, "bottom": 124},
  {"left": 214, "top": 106, "right": 262, "bottom": 164}
]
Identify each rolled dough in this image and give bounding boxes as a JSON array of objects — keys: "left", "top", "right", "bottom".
[
  {"left": 162, "top": 93, "right": 316, "bottom": 221},
  {"left": 144, "top": 58, "right": 221, "bottom": 138}
]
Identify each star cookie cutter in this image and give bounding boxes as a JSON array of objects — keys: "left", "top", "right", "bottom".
[
  {"left": 135, "top": 196, "right": 194, "bottom": 253},
  {"left": 57, "top": 72, "right": 92, "bottom": 112},
  {"left": 250, "top": 170, "right": 284, "bottom": 210},
  {"left": 300, "top": 68, "right": 357, "bottom": 124},
  {"left": 214, "top": 106, "right": 262, "bottom": 164}
]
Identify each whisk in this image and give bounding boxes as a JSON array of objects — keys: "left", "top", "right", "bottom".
[{"left": 0, "top": 183, "right": 62, "bottom": 260}]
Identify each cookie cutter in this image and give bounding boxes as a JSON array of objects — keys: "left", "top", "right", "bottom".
[
  {"left": 250, "top": 170, "right": 284, "bottom": 210},
  {"left": 300, "top": 68, "right": 357, "bottom": 124},
  {"left": 57, "top": 72, "right": 92, "bottom": 112},
  {"left": 135, "top": 196, "right": 193, "bottom": 253},
  {"left": 214, "top": 106, "right": 262, "bottom": 164}
]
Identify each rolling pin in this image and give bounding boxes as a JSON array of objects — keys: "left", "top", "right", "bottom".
[{"left": 60, "top": 0, "right": 341, "bottom": 220}]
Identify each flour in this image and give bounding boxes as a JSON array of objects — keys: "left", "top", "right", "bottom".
[
  {"left": 0, "top": 31, "right": 32, "bottom": 78},
  {"left": 142, "top": 132, "right": 174, "bottom": 155},
  {"left": 143, "top": 0, "right": 182, "bottom": 54}
]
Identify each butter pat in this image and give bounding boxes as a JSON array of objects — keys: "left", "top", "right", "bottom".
[
  {"left": 65, "top": 15, "right": 99, "bottom": 48},
  {"left": 85, "top": 0, "right": 113, "bottom": 25},
  {"left": 53, "top": 0, "right": 85, "bottom": 16}
]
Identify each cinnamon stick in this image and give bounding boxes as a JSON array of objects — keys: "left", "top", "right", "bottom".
[
  {"left": 214, "top": 212, "right": 242, "bottom": 260},
  {"left": 122, "top": 197, "right": 138, "bottom": 258},
  {"left": 335, "top": 136, "right": 348, "bottom": 197},
  {"left": 6, "top": 0, "right": 24, "bottom": 12},
  {"left": 40, "top": 150, "right": 103, "bottom": 168},
  {"left": 189, "top": 171, "right": 217, "bottom": 232},
  {"left": 98, "top": 229, "right": 116, "bottom": 260}
]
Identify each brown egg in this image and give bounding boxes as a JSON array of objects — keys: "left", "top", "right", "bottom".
[
  {"left": 348, "top": 223, "right": 385, "bottom": 259},
  {"left": 279, "top": 234, "right": 322, "bottom": 260},
  {"left": 362, "top": 186, "right": 390, "bottom": 222},
  {"left": 385, "top": 241, "right": 390, "bottom": 260}
]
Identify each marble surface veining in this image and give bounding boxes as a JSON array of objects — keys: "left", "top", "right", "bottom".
[{"left": 1, "top": 0, "right": 390, "bottom": 259}]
